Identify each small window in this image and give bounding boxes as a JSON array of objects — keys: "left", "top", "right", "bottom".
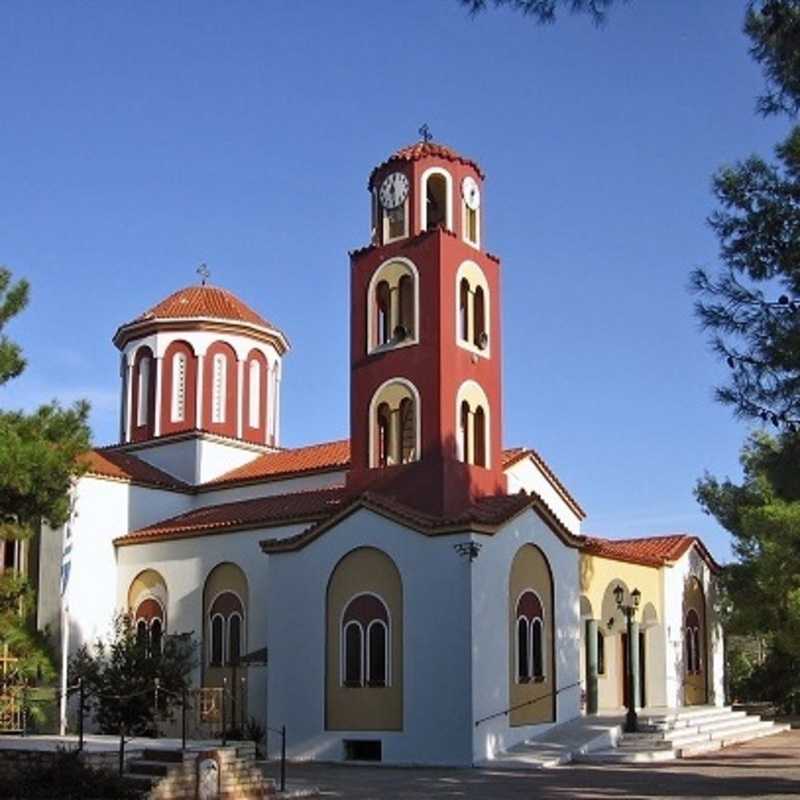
[
  {"left": 425, "top": 173, "right": 448, "bottom": 230},
  {"left": 212, "top": 353, "right": 227, "bottom": 424},
  {"left": 229, "top": 613, "right": 242, "bottom": 665},
  {"left": 248, "top": 359, "right": 261, "bottom": 428},
  {"left": 473, "top": 406, "right": 486, "bottom": 467},
  {"left": 459, "top": 400, "right": 470, "bottom": 463},
  {"left": 344, "top": 740, "right": 382, "bottom": 762},
  {"left": 136, "top": 619, "right": 148, "bottom": 650},
  {"left": 517, "top": 618, "right": 530, "bottom": 682},
  {"left": 368, "top": 262, "right": 418, "bottom": 353},
  {"left": 211, "top": 614, "right": 224, "bottom": 666},
  {"left": 367, "top": 622, "right": 387, "bottom": 687},
  {"left": 397, "top": 275, "right": 414, "bottom": 339},
  {"left": 344, "top": 622, "right": 363, "bottom": 686},
  {"left": 465, "top": 205, "right": 478, "bottom": 245},
  {"left": 473, "top": 286, "right": 486, "bottom": 349},
  {"left": 150, "top": 618, "right": 163, "bottom": 657},
  {"left": 375, "top": 281, "right": 391, "bottom": 346},
  {"left": 370, "top": 381, "right": 419, "bottom": 468},
  {"left": 385, "top": 203, "right": 407, "bottom": 242},
  {"left": 170, "top": 352, "right": 187, "bottom": 423},
  {"left": 531, "top": 618, "right": 544, "bottom": 678},
  {"left": 399, "top": 397, "right": 416, "bottom": 464},
  {"left": 459, "top": 279, "right": 470, "bottom": 342},
  {"left": 376, "top": 403, "right": 391, "bottom": 467}
]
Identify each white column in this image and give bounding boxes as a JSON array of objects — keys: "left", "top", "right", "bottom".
[
  {"left": 124, "top": 361, "right": 134, "bottom": 443},
  {"left": 236, "top": 359, "right": 244, "bottom": 440},
  {"left": 273, "top": 367, "right": 281, "bottom": 446},
  {"left": 153, "top": 357, "right": 163, "bottom": 437},
  {"left": 196, "top": 355, "right": 205, "bottom": 430}
]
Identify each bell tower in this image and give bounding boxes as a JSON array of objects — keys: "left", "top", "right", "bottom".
[{"left": 346, "top": 138, "right": 507, "bottom": 515}]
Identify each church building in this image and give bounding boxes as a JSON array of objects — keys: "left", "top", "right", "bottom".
[{"left": 37, "top": 140, "right": 723, "bottom": 765}]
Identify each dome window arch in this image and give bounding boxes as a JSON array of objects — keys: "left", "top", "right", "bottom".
[
  {"left": 211, "top": 352, "right": 227, "bottom": 424},
  {"left": 369, "top": 379, "right": 421, "bottom": 468},
  {"left": 454, "top": 261, "right": 490, "bottom": 357},
  {"left": 420, "top": 167, "right": 453, "bottom": 232},
  {"left": 366, "top": 258, "right": 419, "bottom": 354},
  {"left": 132, "top": 346, "right": 155, "bottom": 431},
  {"left": 455, "top": 380, "right": 490, "bottom": 468}
]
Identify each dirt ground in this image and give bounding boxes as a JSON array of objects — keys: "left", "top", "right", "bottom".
[{"left": 261, "top": 729, "right": 800, "bottom": 799}]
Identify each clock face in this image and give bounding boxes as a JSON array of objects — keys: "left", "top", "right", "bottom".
[
  {"left": 462, "top": 176, "right": 481, "bottom": 211},
  {"left": 379, "top": 171, "right": 410, "bottom": 210}
]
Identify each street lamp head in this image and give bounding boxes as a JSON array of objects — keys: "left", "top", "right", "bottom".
[
  {"left": 631, "top": 588, "right": 642, "bottom": 609},
  {"left": 613, "top": 583, "right": 625, "bottom": 609}
]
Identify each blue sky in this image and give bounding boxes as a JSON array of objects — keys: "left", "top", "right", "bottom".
[{"left": 1, "top": 1, "right": 790, "bottom": 562}]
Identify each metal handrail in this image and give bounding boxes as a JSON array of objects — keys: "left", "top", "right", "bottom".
[{"left": 474, "top": 680, "right": 582, "bottom": 727}]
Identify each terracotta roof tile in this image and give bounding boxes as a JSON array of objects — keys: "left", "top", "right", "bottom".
[
  {"left": 115, "top": 487, "right": 347, "bottom": 546},
  {"left": 115, "top": 284, "right": 282, "bottom": 337},
  {"left": 369, "top": 141, "right": 485, "bottom": 185},
  {"left": 81, "top": 449, "right": 190, "bottom": 491},
  {"left": 581, "top": 534, "right": 720, "bottom": 572},
  {"left": 204, "top": 439, "right": 350, "bottom": 488}
]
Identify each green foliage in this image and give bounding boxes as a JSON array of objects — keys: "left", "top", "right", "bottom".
[
  {"left": 0, "top": 748, "right": 143, "bottom": 799},
  {"left": 691, "top": 128, "right": 800, "bottom": 427},
  {"left": 0, "top": 267, "right": 29, "bottom": 386},
  {"left": 696, "top": 432, "right": 800, "bottom": 709},
  {"left": 69, "top": 614, "right": 197, "bottom": 736},
  {"left": 459, "top": 0, "right": 622, "bottom": 23},
  {"left": 746, "top": 0, "right": 800, "bottom": 117}
]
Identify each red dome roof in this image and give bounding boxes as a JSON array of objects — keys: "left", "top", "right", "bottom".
[
  {"left": 134, "top": 284, "right": 274, "bottom": 328},
  {"left": 369, "top": 141, "right": 485, "bottom": 186},
  {"left": 113, "top": 284, "right": 287, "bottom": 350}
]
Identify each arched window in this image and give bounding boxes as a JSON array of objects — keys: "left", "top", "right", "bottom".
[
  {"left": 150, "top": 618, "right": 163, "bottom": 657},
  {"left": 473, "top": 286, "right": 486, "bottom": 349},
  {"left": 375, "top": 280, "right": 390, "bottom": 346},
  {"left": 248, "top": 359, "right": 261, "bottom": 429},
  {"left": 367, "top": 260, "right": 418, "bottom": 353},
  {"left": 212, "top": 353, "right": 227, "bottom": 424},
  {"left": 341, "top": 594, "right": 390, "bottom": 688},
  {"left": 459, "top": 400, "right": 471, "bottom": 463},
  {"left": 134, "top": 596, "right": 164, "bottom": 659},
  {"left": 459, "top": 278, "right": 470, "bottom": 342},
  {"left": 516, "top": 590, "right": 545, "bottom": 682},
  {"left": 456, "top": 381, "right": 490, "bottom": 468},
  {"left": 136, "top": 353, "right": 151, "bottom": 426},
  {"left": 397, "top": 274, "right": 414, "bottom": 339},
  {"left": 398, "top": 397, "right": 416, "bottom": 464},
  {"left": 464, "top": 204, "right": 479, "bottom": 246},
  {"left": 170, "top": 352, "right": 187, "bottom": 423},
  {"left": 685, "top": 609, "right": 701, "bottom": 674},
  {"left": 209, "top": 591, "right": 245, "bottom": 667},
  {"left": 424, "top": 173, "right": 449, "bottom": 230},
  {"left": 455, "top": 262, "right": 490, "bottom": 356},
  {"left": 343, "top": 623, "right": 363, "bottom": 686},
  {"left": 369, "top": 380, "right": 420, "bottom": 468},
  {"left": 210, "top": 614, "right": 224, "bottom": 666},
  {"left": 228, "top": 613, "right": 242, "bottom": 665},
  {"left": 473, "top": 406, "right": 486, "bottom": 467}
]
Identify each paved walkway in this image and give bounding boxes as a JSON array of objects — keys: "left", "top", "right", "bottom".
[{"left": 260, "top": 729, "right": 800, "bottom": 799}]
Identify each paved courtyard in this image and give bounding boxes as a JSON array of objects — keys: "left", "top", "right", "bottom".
[{"left": 262, "top": 730, "right": 800, "bottom": 799}]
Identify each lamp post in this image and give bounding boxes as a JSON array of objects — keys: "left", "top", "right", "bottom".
[{"left": 613, "top": 584, "right": 641, "bottom": 733}]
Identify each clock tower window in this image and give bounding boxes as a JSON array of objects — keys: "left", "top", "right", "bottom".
[
  {"left": 369, "top": 379, "right": 420, "bottom": 468},
  {"left": 421, "top": 168, "right": 452, "bottom": 232},
  {"left": 367, "top": 259, "right": 418, "bottom": 353},
  {"left": 379, "top": 171, "right": 410, "bottom": 244},
  {"left": 456, "top": 380, "right": 491, "bottom": 468},
  {"left": 455, "top": 261, "right": 491, "bottom": 357}
]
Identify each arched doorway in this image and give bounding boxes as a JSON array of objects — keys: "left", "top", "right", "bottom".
[{"left": 684, "top": 576, "right": 708, "bottom": 705}]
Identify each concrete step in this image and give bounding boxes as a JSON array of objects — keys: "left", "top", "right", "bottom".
[
  {"left": 574, "top": 746, "right": 679, "bottom": 764},
  {"left": 646, "top": 707, "right": 738, "bottom": 730},
  {"left": 681, "top": 722, "right": 790, "bottom": 756}
]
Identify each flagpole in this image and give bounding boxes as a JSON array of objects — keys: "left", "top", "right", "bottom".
[{"left": 59, "top": 602, "right": 68, "bottom": 736}]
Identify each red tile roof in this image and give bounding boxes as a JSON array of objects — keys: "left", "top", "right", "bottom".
[
  {"left": 581, "top": 534, "right": 720, "bottom": 572},
  {"left": 203, "top": 439, "right": 350, "bottom": 488},
  {"left": 80, "top": 449, "right": 190, "bottom": 491},
  {"left": 369, "top": 141, "right": 485, "bottom": 185},
  {"left": 115, "top": 487, "right": 347, "bottom": 546}
]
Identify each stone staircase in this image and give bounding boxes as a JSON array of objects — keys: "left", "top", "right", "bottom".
[
  {"left": 577, "top": 706, "right": 791, "bottom": 763},
  {"left": 124, "top": 742, "right": 275, "bottom": 799}
]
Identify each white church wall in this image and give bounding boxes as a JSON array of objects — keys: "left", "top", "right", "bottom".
[
  {"left": 195, "top": 470, "right": 347, "bottom": 507},
  {"left": 131, "top": 437, "right": 201, "bottom": 484},
  {"left": 63, "top": 477, "right": 189, "bottom": 656},
  {"left": 470, "top": 508, "right": 581, "bottom": 763},
  {"left": 663, "top": 550, "right": 724, "bottom": 708},
  {"left": 115, "top": 523, "right": 306, "bottom": 733},
  {"left": 504, "top": 458, "right": 582, "bottom": 535},
  {"left": 196, "top": 438, "right": 267, "bottom": 484},
  {"left": 265, "top": 508, "right": 474, "bottom": 766}
]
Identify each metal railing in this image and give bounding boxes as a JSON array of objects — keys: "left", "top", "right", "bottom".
[{"left": 474, "top": 680, "right": 582, "bottom": 727}]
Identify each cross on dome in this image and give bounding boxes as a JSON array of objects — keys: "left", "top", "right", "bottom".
[{"left": 197, "top": 262, "right": 210, "bottom": 285}]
